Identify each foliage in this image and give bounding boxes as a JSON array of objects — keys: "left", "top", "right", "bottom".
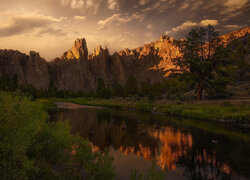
[
  {"left": 157, "top": 103, "right": 250, "bottom": 123},
  {"left": 95, "top": 78, "right": 112, "bottom": 99},
  {"left": 0, "top": 27, "right": 248, "bottom": 101},
  {"left": 0, "top": 92, "right": 115, "bottom": 180},
  {"left": 124, "top": 75, "right": 138, "bottom": 95},
  {"left": 111, "top": 80, "right": 124, "bottom": 97},
  {"left": 173, "top": 25, "right": 226, "bottom": 100}
]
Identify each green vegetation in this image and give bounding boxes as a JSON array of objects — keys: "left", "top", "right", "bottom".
[
  {"left": 173, "top": 25, "right": 238, "bottom": 100},
  {"left": 0, "top": 26, "right": 249, "bottom": 102},
  {"left": 157, "top": 103, "right": 250, "bottom": 124},
  {"left": 37, "top": 97, "right": 250, "bottom": 126},
  {"left": 0, "top": 92, "right": 115, "bottom": 180}
]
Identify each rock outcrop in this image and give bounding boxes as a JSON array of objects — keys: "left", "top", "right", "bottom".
[
  {"left": 61, "top": 38, "right": 88, "bottom": 60},
  {"left": 0, "top": 27, "right": 249, "bottom": 92},
  {"left": 0, "top": 50, "right": 50, "bottom": 89}
]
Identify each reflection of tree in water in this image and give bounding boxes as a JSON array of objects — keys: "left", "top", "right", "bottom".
[
  {"left": 178, "top": 147, "right": 233, "bottom": 180},
  {"left": 177, "top": 128, "right": 234, "bottom": 180},
  {"left": 54, "top": 108, "right": 249, "bottom": 180}
]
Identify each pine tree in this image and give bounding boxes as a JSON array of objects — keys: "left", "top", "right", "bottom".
[{"left": 173, "top": 25, "right": 221, "bottom": 100}]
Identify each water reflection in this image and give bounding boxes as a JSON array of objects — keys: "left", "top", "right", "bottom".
[{"left": 52, "top": 108, "right": 250, "bottom": 180}]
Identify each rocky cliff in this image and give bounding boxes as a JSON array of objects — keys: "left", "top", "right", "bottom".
[
  {"left": 0, "top": 50, "right": 50, "bottom": 89},
  {"left": 0, "top": 27, "right": 249, "bottom": 92}
]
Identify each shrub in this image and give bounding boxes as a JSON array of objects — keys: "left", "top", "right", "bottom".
[{"left": 0, "top": 92, "right": 115, "bottom": 179}]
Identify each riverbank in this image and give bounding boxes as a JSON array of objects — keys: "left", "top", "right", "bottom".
[{"left": 37, "top": 97, "right": 250, "bottom": 128}]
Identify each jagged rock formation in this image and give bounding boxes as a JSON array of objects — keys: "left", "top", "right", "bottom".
[
  {"left": 0, "top": 27, "right": 249, "bottom": 92},
  {"left": 0, "top": 50, "right": 50, "bottom": 89},
  {"left": 61, "top": 38, "right": 88, "bottom": 60}
]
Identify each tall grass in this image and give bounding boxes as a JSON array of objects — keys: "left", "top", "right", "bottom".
[{"left": 156, "top": 104, "right": 250, "bottom": 124}]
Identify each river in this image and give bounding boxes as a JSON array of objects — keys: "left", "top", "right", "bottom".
[{"left": 50, "top": 102, "right": 250, "bottom": 180}]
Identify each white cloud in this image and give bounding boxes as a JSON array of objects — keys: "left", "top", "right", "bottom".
[
  {"left": 97, "top": 13, "right": 144, "bottom": 30},
  {"left": 108, "top": 0, "right": 119, "bottom": 10},
  {"left": 200, "top": 19, "right": 218, "bottom": 26},
  {"left": 178, "top": 0, "right": 203, "bottom": 11},
  {"left": 224, "top": 24, "right": 242, "bottom": 29},
  {"left": 0, "top": 11, "right": 64, "bottom": 37},
  {"left": 166, "top": 19, "right": 219, "bottom": 35},
  {"left": 223, "top": 24, "right": 244, "bottom": 31},
  {"left": 70, "top": 0, "right": 84, "bottom": 9},
  {"left": 60, "top": 0, "right": 96, "bottom": 9},
  {"left": 172, "top": 21, "right": 198, "bottom": 32},
  {"left": 139, "top": 0, "right": 150, "bottom": 6},
  {"left": 141, "top": 0, "right": 176, "bottom": 13},
  {"left": 178, "top": 2, "right": 189, "bottom": 11},
  {"left": 73, "top": 15, "right": 86, "bottom": 21},
  {"left": 223, "top": 0, "right": 248, "bottom": 13},
  {"left": 86, "top": 0, "right": 94, "bottom": 8}
]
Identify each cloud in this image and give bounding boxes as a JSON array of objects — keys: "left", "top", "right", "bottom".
[
  {"left": 146, "top": 24, "right": 152, "bottom": 29},
  {"left": 60, "top": 0, "right": 97, "bottom": 9},
  {"left": 200, "top": 19, "right": 218, "bottom": 26},
  {"left": 0, "top": 11, "right": 64, "bottom": 37},
  {"left": 222, "top": 0, "right": 248, "bottom": 14},
  {"left": 178, "top": 0, "right": 203, "bottom": 11},
  {"left": 60, "top": 0, "right": 85, "bottom": 9},
  {"left": 165, "top": 19, "right": 219, "bottom": 35},
  {"left": 86, "top": 0, "right": 94, "bottom": 8},
  {"left": 97, "top": 13, "right": 144, "bottom": 30},
  {"left": 71, "top": 0, "right": 84, "bottom": 9},
  {"left": 178, "top": 1, "right": 189, "bottom": 11},
  {"left": 139, "top": 0, "right": 150, "bottom": 6},
  {"left": 224, "top": 24, "right": 243, "bottom": 29},
  {"left": 141, "top": 0, "right": 176, "bottom": 13},
  {"left": 74, "top": 15, "right": 86, "bottom": 21},
  {"left": 222, "top": 24, "right": 244, "bottom": 31},
  {"left": 171, "top": 21, "right": 197, "bottom": 32},
  {"left": 108, "top": 0, "right": 119, "bottom": 10},
  {"left": 38, "top": 27, "right": 67, "bottom": 36}
]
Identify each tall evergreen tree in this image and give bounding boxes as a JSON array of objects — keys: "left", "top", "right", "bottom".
[{"left": 173, "top": 25, "right": 221, "bottom": 100}]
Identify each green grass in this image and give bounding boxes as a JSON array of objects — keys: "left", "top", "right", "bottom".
[
  {"left": 37, "top": 97, "right": 250, "bottom": 126},
  {"left": 156, "top": 104, "right": 250, "bottom": 124}
]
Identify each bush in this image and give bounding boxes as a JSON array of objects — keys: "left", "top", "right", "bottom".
[{"left": 0, "top": 92, "right": 115, "bottom": 179}]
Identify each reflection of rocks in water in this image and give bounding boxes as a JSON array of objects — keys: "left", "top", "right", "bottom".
[
  {"left": 53, "top": 108, "right": 247, "bottom": 180},
  {"left": 152, "top": 127, "right": 193, "bottom": 170},
  {"left": 55, "top": 108, "right": 193, "bottom": 171}
]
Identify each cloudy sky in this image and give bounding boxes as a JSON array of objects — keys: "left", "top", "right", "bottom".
[{"left": 0, "top": 0, "right": 249, "bottom": 60}]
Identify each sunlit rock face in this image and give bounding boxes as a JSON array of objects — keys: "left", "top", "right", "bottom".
[
  {"left": 0, "top": 27, "right": 249, "bottom": 91},
  {"left": 220, "top": 27, "right": 250, "bottom": 44},
  {"left": 115, "top": 34, "right": 181, "bottom": 83},
  {"left": 62, "top": 38, "right": 88, "bottom": 60}
]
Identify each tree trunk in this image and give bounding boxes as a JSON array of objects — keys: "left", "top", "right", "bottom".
[{"left": 197, "top": 83, "right": 203, "bottom": 101}]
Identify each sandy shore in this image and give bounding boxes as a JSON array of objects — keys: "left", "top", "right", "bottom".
[{"left": 55, "top": 102, "right": 103, "bottom": 109}]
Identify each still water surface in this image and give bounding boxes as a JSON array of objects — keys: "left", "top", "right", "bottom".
[{"left": 51, "top": 105, "right": 250, "bottom": 180}]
